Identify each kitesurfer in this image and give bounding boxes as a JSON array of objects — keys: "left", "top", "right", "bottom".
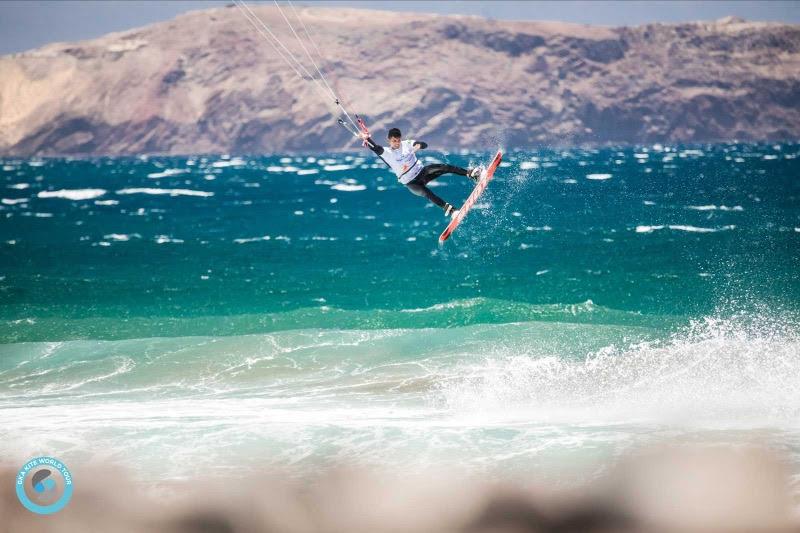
[{"left": 360, "top": 129, "right": 483, "bottom": 218}]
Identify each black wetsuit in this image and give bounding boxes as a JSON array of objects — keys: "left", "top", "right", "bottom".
[{"left": 365, "top": 137, "right": 471, "bottom": 210}]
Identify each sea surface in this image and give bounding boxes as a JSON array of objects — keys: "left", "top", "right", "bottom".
[{"left": 1, "top": 143, "right": 799, "bottom": 488}]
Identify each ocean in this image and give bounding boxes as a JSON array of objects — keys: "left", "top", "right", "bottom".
[{"left": 1, "top": 143, "right": 799, "bottom": 488}]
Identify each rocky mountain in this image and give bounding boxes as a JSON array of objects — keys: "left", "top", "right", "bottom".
[{"left": 1, "top": 5, "right": 799, "bottom": 155}]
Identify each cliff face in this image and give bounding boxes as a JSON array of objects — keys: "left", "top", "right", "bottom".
[{"left": 1, "top": 6, "right": 799, "bottom": 155}]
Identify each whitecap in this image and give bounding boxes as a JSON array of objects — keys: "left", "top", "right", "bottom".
[
  {"left": 94, "top": 200, "right": 119, "bottom": 206},
  {"left": 297, "top": 169, "right": 319, "bottom": 176},
  {"left": 2, "top": 198, "right": 28, "bottom": 205},
  {"left": 103, "top": 233, "right": 140, "bottom": 241},
  {"left": 636, "top": 224, "right": 735, "bottom": 234},
  {"left": 331, "top": 184, "right": 366, "bottom": 192},
  {"left": 154, "top": 235, "right": 184, "bottom": 244},
  {"left": 667, "top": 225, "right": 714, "bottom": 233},
  {"left": 520, "top": 162, "right": 539, "bottom": 170},
  {"left": 323, "top": 164, "right": 354, "bottom": 171},
  {"left": 636, "top": 225, "right": 664, "bottom": 233},
  {"left": 146, "top": 168, "right": 188, "bottom": 179},
  {"left": 586, "top": 173, "right": 612, "bottom": 180},
  {"left": 38, "top": 189, "right": 106, "bottom": 200},
  {"left": 686, "top": 205, "right": 744, "bottom": 212},
  {"left": 8, "top": 183, "right": 30, "bottom": 190},
  {"left": 234, "top": 236, "right": 271, "bottom": 244},
  {"left": 210, "top": 158, "right": 246, "bottom": 168},
  {"left": 116, "top": 188, "right": 213, "bottom": 197}
]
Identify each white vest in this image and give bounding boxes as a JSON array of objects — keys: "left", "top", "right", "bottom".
[{"left": 382, "top": 139, "right": 423, "bottom": 184}]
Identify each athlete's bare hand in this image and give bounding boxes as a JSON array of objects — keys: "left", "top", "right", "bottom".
[{"left": 359, "top": 132, "right": 370, "bottom": 141}]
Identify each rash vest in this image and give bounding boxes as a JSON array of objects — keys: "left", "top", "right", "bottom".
[{"left": 366, "top": 138, "right": 426, "bottom": 184}]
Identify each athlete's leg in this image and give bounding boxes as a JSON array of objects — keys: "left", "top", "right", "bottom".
[
  {"left": 415, "top": 164, "right": 469, "bottom": 186},
  {"left": 406, "top": 180, "right": 448, "bottom": 209}
]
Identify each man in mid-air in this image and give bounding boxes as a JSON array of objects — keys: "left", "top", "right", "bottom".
[{"left": 360, "top": 129, "right": 483, "bottom": 219}]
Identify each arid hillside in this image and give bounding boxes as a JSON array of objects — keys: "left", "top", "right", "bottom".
[{"left": 1, "top": 5, "right": 799, "bottom": 155}]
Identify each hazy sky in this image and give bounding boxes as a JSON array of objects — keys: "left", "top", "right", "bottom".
[{"left": 2, "top": 0, "right": 799, "bottom": 55}]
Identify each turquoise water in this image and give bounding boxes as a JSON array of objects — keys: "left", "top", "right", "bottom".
[{"left": 1, "top": 144, "right": 799, "bottom": 484}]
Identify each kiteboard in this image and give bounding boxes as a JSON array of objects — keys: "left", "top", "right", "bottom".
[{"left": 438, "top": 150, "right": 503, "bottom": 243}]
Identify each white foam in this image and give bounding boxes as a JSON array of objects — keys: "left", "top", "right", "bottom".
[
  {"left": 643, "top": 200, "right": 656, "bottom": 206},
  {"left": 520, "top": 162, "right": 539, "bottom": 170},
  {"left": 103, "top": 233, "right": 141, "bottom": 241},
  {"left": 636, "top": 224, "right": 735, "bottom": 234},
  {"left": 94, "top": 200, "right": 119, "bottom": 206},
  {"left": 323, "top": 164, "right": 354, "bottom": 171},
  {"left": 635, "top": 225, "right": 664, "bottom": 233},
  {"left": 8, "top": 183, "right": 30, "bottom": 190},
  {"left": 147, "top": 169, "right": 188, "bottom": 179},
  {"left": 2, "top": 198, "right": 28, "bottom": 205},
  {"left": 38, "top": 189, "right": 106, "bottom": 200},
  {"left": 686, "top": 205, "right": 744, "bottom": 212},
  {"left": 296, "top": 169, "right": 319, "bottom": 176},
  {"left": 210, "top": 158, "right": 246, "bottom": 168},
  {"left": 154, "top": 235, "right": 184, "bottom": 244},
  {"left": 331, "top": 184, "right": 366, "bottom": 192},
  {"left": 669, "top": 224, "right": 734, "bottom": 233},
  {"left": 116, "top": 188, "right": 213, "bottom": 197},
  {"left": 234, "top": 236, "right": 271, "bottom": 244},
  {"left": 586, "top": 173, "right": 612, "bottom": 180},
  {"left": 438, "top": 314, "right": 800, "bottom": 427}
]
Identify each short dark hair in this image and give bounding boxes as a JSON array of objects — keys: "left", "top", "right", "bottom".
[{"left": 387, "top": 128, "right": 402, "bottom": 139}]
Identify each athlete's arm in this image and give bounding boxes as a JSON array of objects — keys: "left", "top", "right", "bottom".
[{"left": 360, "top": 133, "right": 384, "bottom": 155}]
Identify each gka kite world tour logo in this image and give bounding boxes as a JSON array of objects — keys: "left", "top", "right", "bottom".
[{"left": 16, "top": 456, "right": 73, "bottom": 514}]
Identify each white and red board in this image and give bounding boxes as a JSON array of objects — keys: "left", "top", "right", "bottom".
[{"left": 438, "top": 150, "right": 503, "bottom": 243}]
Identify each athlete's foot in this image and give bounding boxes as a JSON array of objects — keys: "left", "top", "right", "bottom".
[
  {"left": 467, "top": 166, "right": 484, "bottom": 182},
  {"left": 444, "top": 203, "right": 459, "bottom": 219}
]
